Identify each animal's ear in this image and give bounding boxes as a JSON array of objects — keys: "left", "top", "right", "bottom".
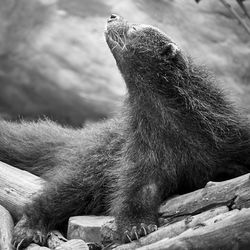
[{"left": 160, "top": 43, "right": 180, "bottom": 59}]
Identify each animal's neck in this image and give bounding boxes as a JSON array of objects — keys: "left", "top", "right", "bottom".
[
  {"left": 126, "top": 89, "right": 176, "bottom": 148},
  {"left": 125, "top": 64, "right": 237, "bottom": 152}
]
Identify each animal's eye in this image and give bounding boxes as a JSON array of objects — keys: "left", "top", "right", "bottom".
[{"left": 132, "top": 26, "right": 136, "bottom": 31}]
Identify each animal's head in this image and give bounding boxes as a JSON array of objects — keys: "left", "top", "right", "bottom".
[{"left": 105, "top": 14, "right": 187, "bottom": 93}]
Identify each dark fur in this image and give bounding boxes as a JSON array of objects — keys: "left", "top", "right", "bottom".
[{"left": 2, "top": 16, "right": 250, "bottom": 246}]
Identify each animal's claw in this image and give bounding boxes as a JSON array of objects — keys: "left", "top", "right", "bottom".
[
  {"left": 124, "top": 230, "right": 132, "bottom": 243},
  {"left": 122, "top": 223, "right": 158, "bottom": 243}
]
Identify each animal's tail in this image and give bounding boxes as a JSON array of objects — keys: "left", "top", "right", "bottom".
[{"left": 0, "top": 119, "right": 75, "bottom": 176}]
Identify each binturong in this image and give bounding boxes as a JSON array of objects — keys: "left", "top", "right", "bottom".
[
  {"left": 105, "top": 14, "right": 250, "bottom": 241},
  {"left": 3, "top": 14, "right": 250, "bottom": 247}
]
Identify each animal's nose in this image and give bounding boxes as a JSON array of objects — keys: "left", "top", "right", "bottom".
[{"left": 108, "top": 14, "right": 120, "bottom": 23}]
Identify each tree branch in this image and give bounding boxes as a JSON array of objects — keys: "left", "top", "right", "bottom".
[{"left": 219, "top": 0, "right": 250, "bottom": 35}]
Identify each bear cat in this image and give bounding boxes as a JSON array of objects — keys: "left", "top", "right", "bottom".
[{"left": 0, "top": 14, "right": 249, "bottom": 247}]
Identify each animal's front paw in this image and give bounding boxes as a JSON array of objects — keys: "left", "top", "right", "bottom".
[
  {"left": 122, "top": 223, "right": 158, "bottom": 243},
  {"left": 12, "top": 215, "right": 47, "bottom": 249}
]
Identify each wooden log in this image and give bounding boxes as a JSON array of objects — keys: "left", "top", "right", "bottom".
[
  {"left": 1, "top": 161, "right": 248, "bottom": 222},
  {"left": 53, "top": 240, "right": 89, "bottom": 250},
  {"left": 159, "top": 173, "right": 250, "bottom": 219},
  {"left": 0, "top": 161, "right": 45, "bottom": 220},
  {"left": 0, "top": 205, "right": 14, "bottom": 250},
  {"left": 136, "top": 208, "right": 250, "bottom": 250},
  {"left": 67, "top": 216, "right": 114, "bottom": 244},
  {"left": 25, "top": 243, "right": 50, "bottom": 250},
  {"left": 47, "top": 231, "right": 89, "bottom": 250},
  {"left": 1, "top": 160, "right": 250, "bottom": 249},
  {"left": 47, "top": 230, "right": 68, "bottom": 249},
  {"left": 112, "top": 206, "right": 228, "bottom": 250}
]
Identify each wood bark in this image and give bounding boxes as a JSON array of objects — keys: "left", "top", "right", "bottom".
[
  {"left": 0, "top": 161, "right": 45, "bottom": 220},
  {"left": 0, "top": 205, "right": 14, "bottom": 250}
]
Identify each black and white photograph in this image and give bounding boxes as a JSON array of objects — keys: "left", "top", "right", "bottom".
[{"left": 0, "top": 0, "right": 250, "bottom": 249}]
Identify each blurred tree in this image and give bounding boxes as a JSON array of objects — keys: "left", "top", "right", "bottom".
[{"left": 196, "top": 0, "right": 250, "bottom": 35}]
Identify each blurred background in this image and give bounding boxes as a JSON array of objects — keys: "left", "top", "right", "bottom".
[{"left": 0, "top": 0, "right": 249, "bottom": 127}]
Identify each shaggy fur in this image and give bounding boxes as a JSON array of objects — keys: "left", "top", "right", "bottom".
[{"left": 2, "top": 15, "right": 250, "bottom": 246}]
